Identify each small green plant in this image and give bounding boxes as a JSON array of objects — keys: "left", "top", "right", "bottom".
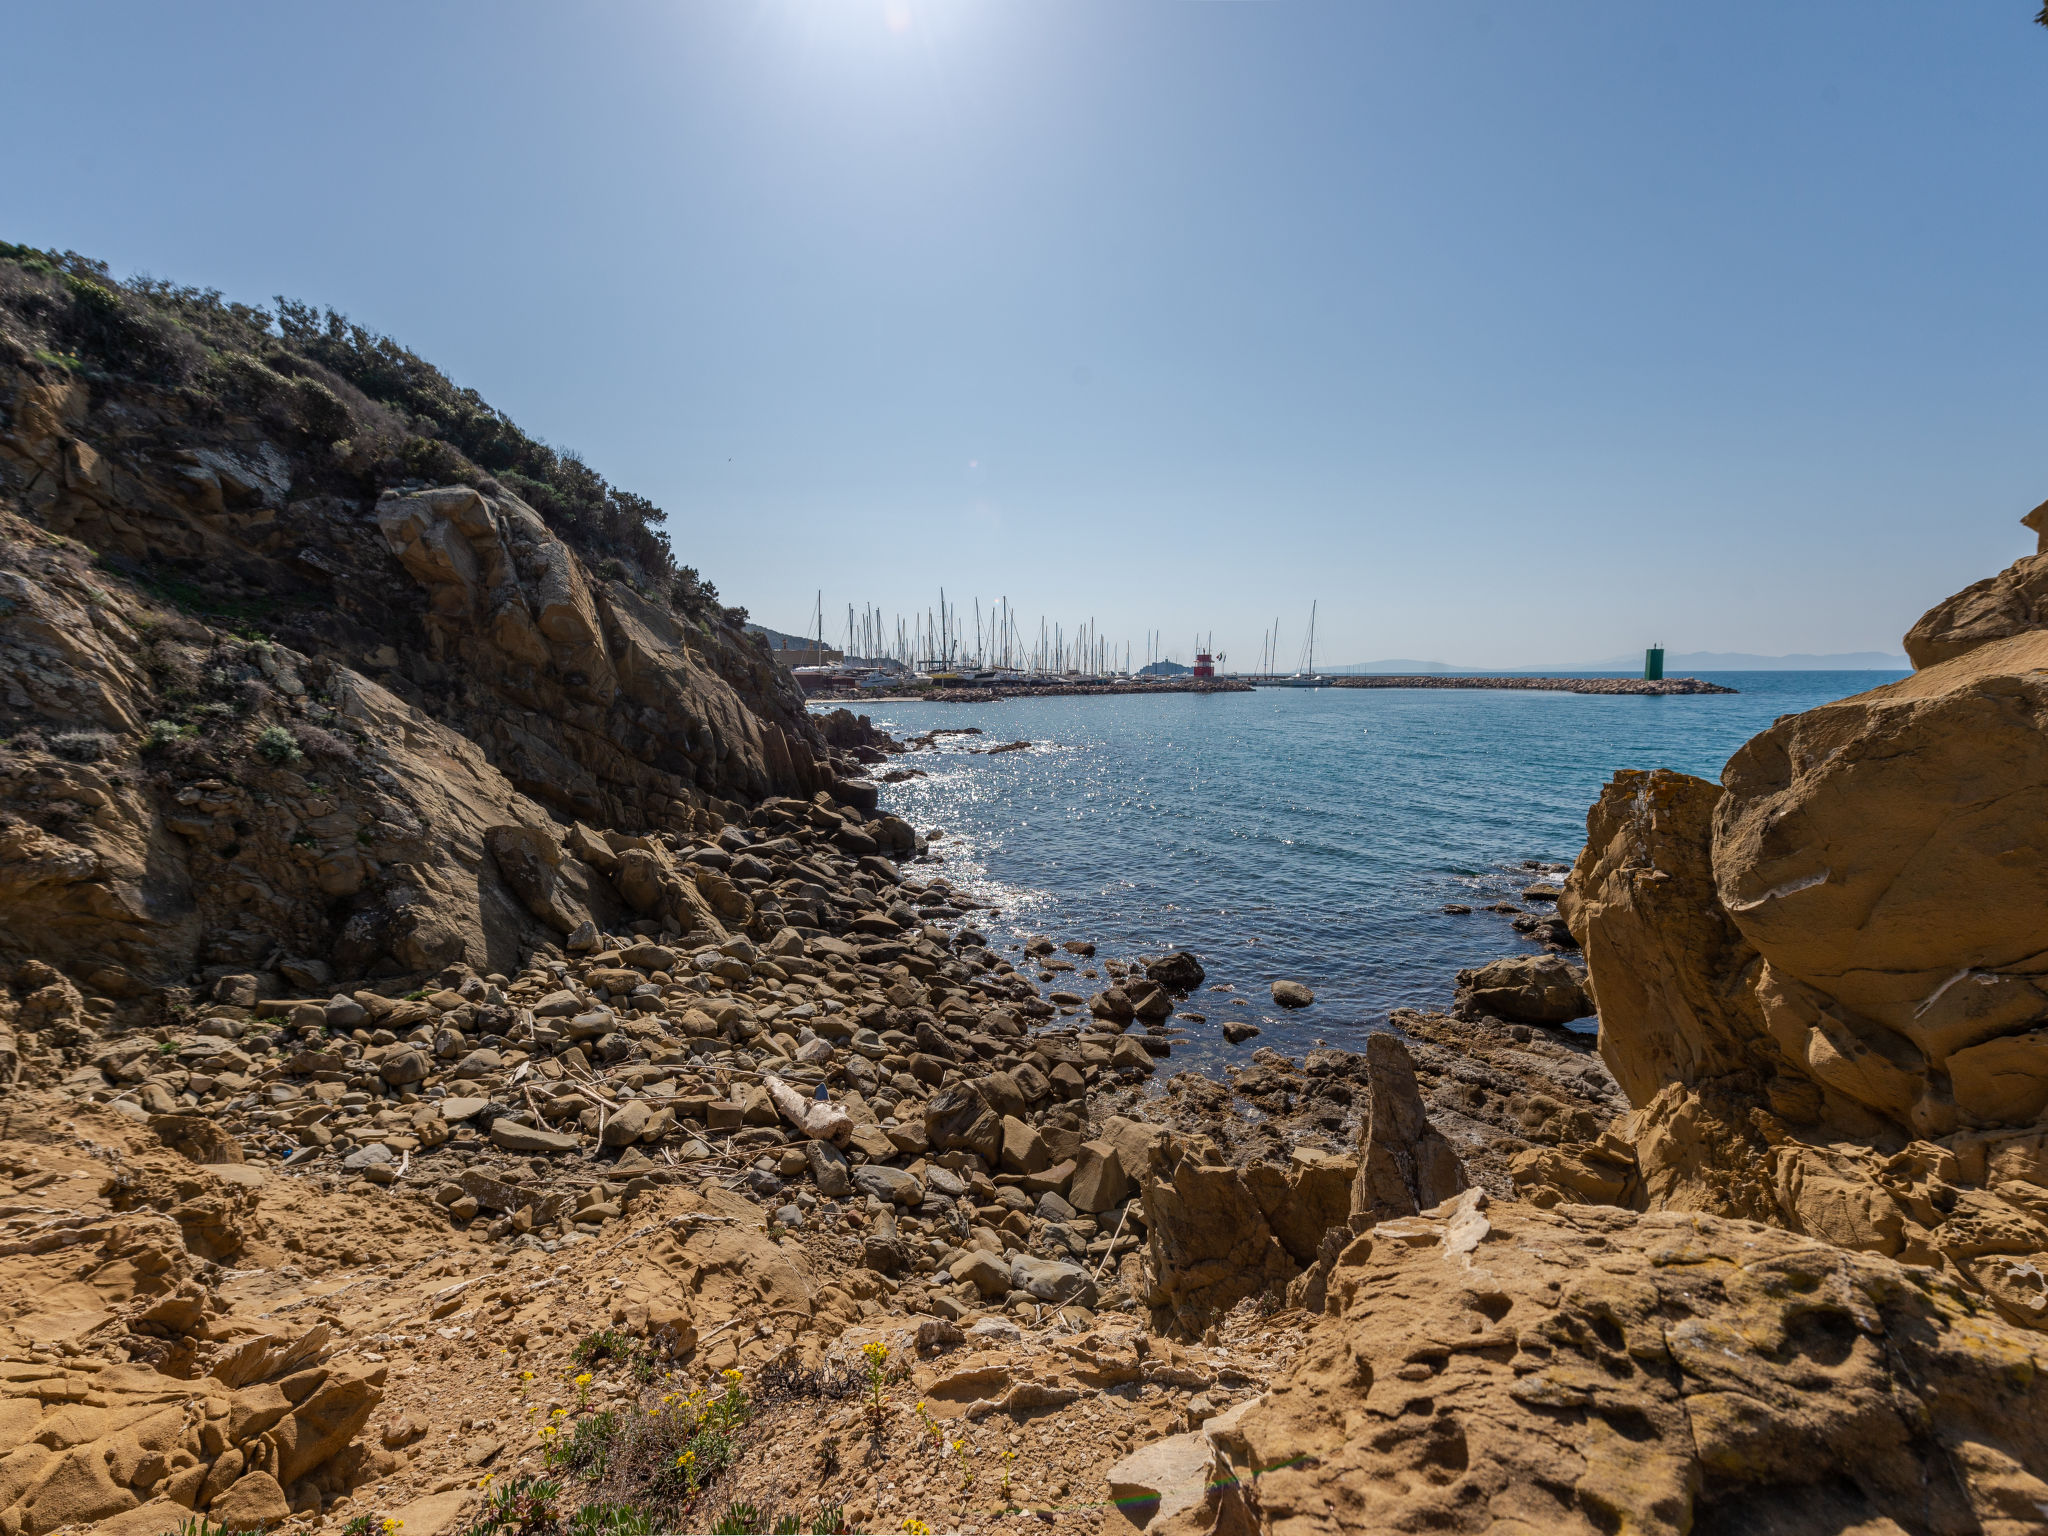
[
  {"left": 164, "top": 1517, "right": 232, "bottom": 1536},
  {"left": 573, "top": 1328, "right": 631, "bottom": 1367},
  {"left": 457, "top": 1474, "right": 563, "bottom": 1536},
  {"left": 254, "top": 724, "right": 303, "bottom": 766},
  {"left": 860, "top": 1339, "right": 889, "bottom": 1418},
  {"left": 811, "top": 1505, "right": 849, "bottom": 1535},
  {"left": 546, "top": 1406, "right": 619, "bottom": 1476},
  {"left": 710, "top": 1503, "right": 764, "bottom": 1536},
  {"left": 158, "top": 1040, "right": 178, "bottom": 1055},
  {"left": 341, "top": 1519, "right": 374, "bottom": 1536},
  {"left": 774, "top": 1515, "right": 804, "bottom": 1535}
]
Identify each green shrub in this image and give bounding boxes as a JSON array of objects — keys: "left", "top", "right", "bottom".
[
  {"left": 547, "top": 1407, "right": 624, "bottom": 1478},
  {"left": 254, "top": 724, "right": 303, "bottom": 766},
  {"left": 140, "top": 719, "right": 197, "bottom": 755},
  {"left": 710, "top": 1503, "right": 764, "bottom": 1536},
  {"left": 457, "top": 1475, "right": 562, "bottom": 1536},
  {"left": 572, "top": 1328, "right": 632, "bottom": 1367}
]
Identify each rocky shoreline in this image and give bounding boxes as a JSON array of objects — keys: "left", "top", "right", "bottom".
[{"left": 7, "top": 252, "right": 2048, "bottom": 1536}]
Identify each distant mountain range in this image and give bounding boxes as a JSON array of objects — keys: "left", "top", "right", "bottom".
[{"left": 1330, "top": 651, "right": 1910, "bottom": 674}]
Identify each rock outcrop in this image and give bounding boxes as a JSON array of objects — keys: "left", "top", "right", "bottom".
[
  {"left": 1349, "top": 1033, "right": 1467, "bottom": 1226},
  {"left": 1227, "top": 1195, "right": 2048, "bottom": 1536},
  {"left": 1902, "top": 496, "right": 2048, "bottom": 668},
  {"left": 0, "top": 251, "right": 889, "bottom": 1010},
  {"left": 1555, "top": 503, "right": 2048, "bottom": 1337}
]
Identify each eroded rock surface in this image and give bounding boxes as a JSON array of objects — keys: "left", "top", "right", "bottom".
[{"left": 1230, "top": 1196, "right": 2048, "bottom": 1536}]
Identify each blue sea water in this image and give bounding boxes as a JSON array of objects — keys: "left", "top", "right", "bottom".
[{"left": 823, "top": 673, "right": 1904, "bottom": 1068}]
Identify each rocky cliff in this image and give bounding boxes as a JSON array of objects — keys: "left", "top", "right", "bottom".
[
  {"left": 0, "top": 245, "right": 869, "bottom": 1019},
  {"left": 1549, "top": 506, "right": 2048, "bottom": 1338}
]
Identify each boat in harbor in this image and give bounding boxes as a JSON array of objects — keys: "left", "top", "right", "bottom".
[{"left": 1261, "top": 601, "right": 1332, "bottom": 686}]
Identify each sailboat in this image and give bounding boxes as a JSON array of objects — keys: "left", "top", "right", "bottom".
[{"left": 1268, "top": 601, "right": 1332, "bottom": 686}]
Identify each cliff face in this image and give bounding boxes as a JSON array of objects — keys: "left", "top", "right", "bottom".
[
  {"left": 0, "top": 248, "right": 858, "bottom": 1011},
  {"left": 1556, "top": 506, "right": 2048, "bottom": 1335}
]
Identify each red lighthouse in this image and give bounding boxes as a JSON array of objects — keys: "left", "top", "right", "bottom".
[{"left": 1192, "top": 650, "right": 1215, "bottom": 679}]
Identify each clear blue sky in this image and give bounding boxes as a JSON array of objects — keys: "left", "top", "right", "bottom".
[{"left": 7, "top": 3, "right": 2043, "bottom": 667}]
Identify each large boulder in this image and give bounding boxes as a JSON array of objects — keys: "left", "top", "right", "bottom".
[
  {"left": 1714, "top": 628, "right": 2048, "bottom": 1139},
  {"left": 1452, "top": 954, "right": 1592, "bottom": 1026},
  {"left": 1560, "top": 767, "right": 1775, "bottom": 1107},
  {"left": 1140, "top": 1151, "right": 1298, "bottom": 1335}
]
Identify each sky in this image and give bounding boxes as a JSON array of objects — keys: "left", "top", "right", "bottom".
[{"left": 6, "top": 2, "right": 2045, "bottom": 669}]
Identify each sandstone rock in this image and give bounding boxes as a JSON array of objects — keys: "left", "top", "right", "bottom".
[
  {"left": 372, "top": 1047, "right": 427, "bottom": 1087},
  {"left": 1110, "top": 1035, "right": 1156, "bottom": 1074},
  {"left": 1069, "top": 1141, "right": 1131, "bottom": 1214},
  {"left": 1102, "top": 1431, "right": 1214, "bottom": 1533},
  {"left": 852, "top": 1165, "right": 923, "bottom": 1205},
  {"left": 804, "top": 1140, "right": 852, "bottom": 1197},
  {"left": 1009, "top": 1254, "right": 1098, "bottom": 1307},
  {"left": 600, "top": 1100, "right": 654, "bottom": 1146},
  {"left": 1904, "top": 519, "right": 2048, "bottom": 668},
  {"left": 207, "top": 1470, "right": 290, "bottom": 1532},
  {"left": 924, "top": 1082, "right": 1003, "bottom": 1164},
  {"left": 1560, "top": 767, "right": 1773, "bottom": 1108},
  {"left": 1350, "top": 1032, "right": 1466, "bottom": 1227},
  {"left": 949, "top": 1250, "right": 1011, "bottom": 1298},
  {"left": 487, "top": 1120, "right": 578, "bottom": 1155},
  {"left": 1232, "top": 1199, "right": 2048, "bottom": 1536},
  {"left": 1453, "top": 953, "right": 1593, "bottom": 1025},
  {"left": 1000, "top": 1115, "right": 1051, "bottom": 1175},
  {"left": 1714, "top": 632, "right": 2048, "bottom": 1137},
  {"left": 1142, "top": 1149, "right": 1297, "bottom": 1334}
]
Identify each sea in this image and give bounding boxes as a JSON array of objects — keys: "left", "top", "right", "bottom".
[{"left": 818, "top": 673, "right": 1904, "bottom": 1070}]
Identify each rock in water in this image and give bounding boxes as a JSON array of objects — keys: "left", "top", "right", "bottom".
[
  {"left": 1270, "top": 980, "right": 1314, "bottom": 1009},
  {"left": 1351, "top": 1032, "right": 1466, "bottom": 1226},
  {"left": 1144, "top": 951, "right": 1207, "bottom": 993}
]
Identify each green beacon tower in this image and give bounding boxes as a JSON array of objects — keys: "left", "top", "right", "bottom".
[{"left": 1643, "top": 645, "right": 1665, "bottom": 682}]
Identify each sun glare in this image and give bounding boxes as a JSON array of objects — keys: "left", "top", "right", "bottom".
[{"left": 884, "top": 0, "right": 912, "bottom": 34}]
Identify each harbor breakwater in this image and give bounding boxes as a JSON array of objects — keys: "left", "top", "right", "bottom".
[{"left": 1327, "top": 672, "right": 1736, "bottom": 695}]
